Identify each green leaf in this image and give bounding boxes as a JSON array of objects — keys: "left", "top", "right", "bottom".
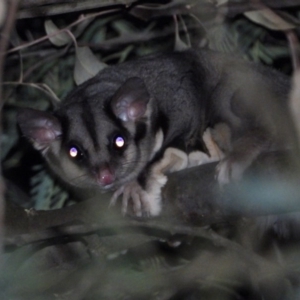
[
  {"left": 44, "top": 19, "right": 72, "bottom": 47},
  {"left": 244, "top": 9, "right": 296, "bottom": 31},
  {"left": 74, "top": 46, "right": 107, "bottom": 85},
  {"left": 30, "top": 165, "right": 69, "bottom": 209},
  {"left": 112, "top": 19, "right": 138, "bottom": 35},
  {"left": 174, "top": 16, "right": 189, "bottom": 52}
]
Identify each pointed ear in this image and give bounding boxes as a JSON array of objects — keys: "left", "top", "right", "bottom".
[
  {"left": 111, "top": 77, "right": 150, "bottom": 122},
  {"left": 17, "top": 108, "right": 62, "bottom": 151}
]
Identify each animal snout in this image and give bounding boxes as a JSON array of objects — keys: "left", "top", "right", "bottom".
[{"left": 95, "top": 164, "right": 115, "bottom": 186}]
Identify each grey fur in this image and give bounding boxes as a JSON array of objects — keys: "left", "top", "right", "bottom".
[{"left": 17, "top": 48, "right": 295, "bottom": 215}]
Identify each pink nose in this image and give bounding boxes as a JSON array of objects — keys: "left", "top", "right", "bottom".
[{"left": 97, "top": 166, "right": 114, "bottom": 186}]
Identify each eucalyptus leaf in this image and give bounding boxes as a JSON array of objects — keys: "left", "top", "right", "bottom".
[
  {"left": 266, "top": 46, "right": 289, "bottom": 58},
  {"left": 135, "top": 42, "right": 173, "bottom": 56},
  {"left": 74, "top": 46, "right": 107, "bottom": 85},
  {"left": 118, "top": 45, "right": 134, "bottom": 63},
  {"left": 30, "top": 165, "right": 69, "bottom": 209},
  {"left": 239, "top": 25, "right": 265, "bottom": 51},
  {"left": 102, "top": 45, "right": 134, "bottom": 63},
  {"left": 112, "top": 19, "right": 138, "bottom": 35},
  {"left": 44, "top": 19, "right": 72, "bottom": 47},
  {"left": 30, "top": 166, "right": 53, "bottom": 210},
  {"left": 174, "top": 16, "right": 189, "bottom": 52},
  {"left": 73, "top": 14, "right": 95, "bottom": 39},
  {"left": 175, "top": 35, "right": 189, "bottom": 51},
  {"left": 244, "top": 9, "right": 295, "bottom": 31},
  {"left": 90, "top": 27, "right": 107, "bottom": 43},
  {"left": 81, "top": 16, "right": 117, "bottom": 42}
]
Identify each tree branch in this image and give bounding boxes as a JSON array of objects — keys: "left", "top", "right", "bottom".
[
  {"left": 16, "top": 0, "right": 300, "bottom": 20},
  {"left": 18, "top": 0, "right": 132, "bottom": 19},
  {"left": 5, "top": 151, "right": 300, "bottom": 243}
]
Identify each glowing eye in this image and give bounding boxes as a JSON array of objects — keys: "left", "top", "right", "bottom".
[
  {"left": 115, "top": 136, "right": 125, "bottom": 148},
  {"left": 68, "top": 145, "right": 84, "bottom": 161},
  {"left": 69, "top": 147, "right": 78, "bottom": 158}
]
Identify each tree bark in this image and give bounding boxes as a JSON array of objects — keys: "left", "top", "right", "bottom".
[{"left": 5, "top": 150, "right": 300, "bottom": 243}]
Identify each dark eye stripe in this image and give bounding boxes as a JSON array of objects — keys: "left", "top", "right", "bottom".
[
  {"left": 80, "top": 101, "right": 99, "bottom": 150},
  {"left": 134, "top": 122, "right": 147, "bottom": 143}
]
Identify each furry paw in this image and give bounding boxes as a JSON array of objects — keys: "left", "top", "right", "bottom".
[
  {"left": 110, "top": 180, "right": 164, "bottom": 217},
  {"left": 109, "top": 147, "right": 187, "bottom": 217},
  {"left": 216, "top": 157, "right": 248, "bottom": 185}
]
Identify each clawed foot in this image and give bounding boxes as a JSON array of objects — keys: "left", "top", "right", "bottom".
[{"left": 109, "top": 180, "right": 162, "bottom": 217}]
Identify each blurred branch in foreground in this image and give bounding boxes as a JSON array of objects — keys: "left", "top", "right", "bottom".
[{"left": 5, "top": 150, "right": 300, "bottom": 242}]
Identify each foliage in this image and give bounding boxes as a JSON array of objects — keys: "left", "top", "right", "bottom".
[{"left": 2, "top": 0, "right": 300, "bottom": 299}]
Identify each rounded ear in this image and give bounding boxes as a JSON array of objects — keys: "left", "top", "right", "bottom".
[
  {"left": 111, "top": 77, "right": 150, "bottom": 122},
  {"left": 17, "top": 108, "right": 62, "bottom": 151}
]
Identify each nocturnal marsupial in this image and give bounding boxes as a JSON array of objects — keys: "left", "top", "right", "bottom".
[{"left": 17, "top": 48, "right": 295, "bottom": 216}]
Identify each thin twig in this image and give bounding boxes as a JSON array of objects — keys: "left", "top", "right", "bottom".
[
  {"left": 6, "top": 8, "right": 121, "bottom": 55},
  {"left": 286, "top": 30, "right": 300, "bottom": 71},
  {"left": 3, "top": 81, "right": 61, "bottom": 103},
  {"left": 23, "top": 45, "right": 70, "bottom": 80}
]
